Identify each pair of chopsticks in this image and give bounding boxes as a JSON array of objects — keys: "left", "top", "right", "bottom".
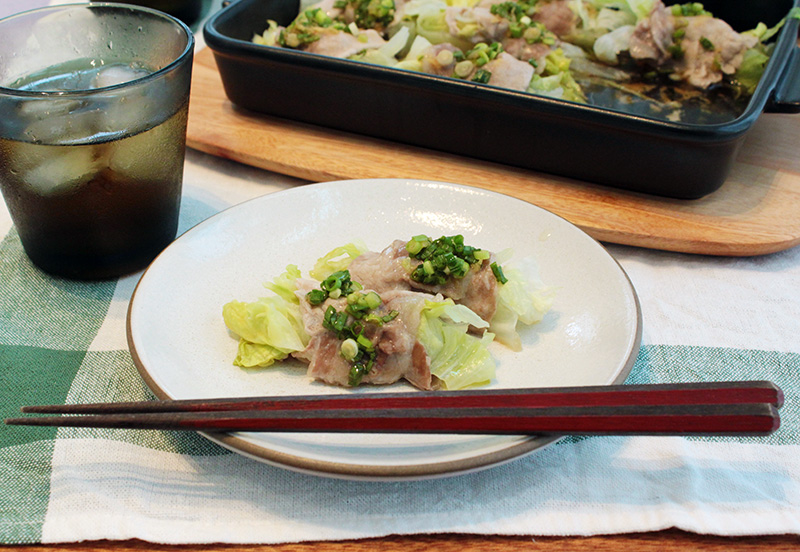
[{"left": 5, "top": 381, "right": 782, "bottom": 436}]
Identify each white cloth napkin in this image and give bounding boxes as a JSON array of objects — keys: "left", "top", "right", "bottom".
[{"left": 2, "top": 149, "right": 799, "bottom": 544}]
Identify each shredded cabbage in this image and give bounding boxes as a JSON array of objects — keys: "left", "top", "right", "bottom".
[
  {"left": 595, "top": 5, "right": 636, "bottom": 29},
  {"left": 225, "top": 240, "right": 373, "bottom": 368},
  {"left": 397, "top": 0, "right": 446, "bottom": 20},
  {"left": 450, "top": 8, "right": 480, "bottom": 39},
  {"left": 571, "top": 0, "right": 636, "bottom": 31},
  {"left": 446, "top": 0, "right": 480, "bottom": 7},
  {"left": 736, "top": 8, "right": 800, "bottom": 95},
  {"left": 570, "top": 0, "right": 648, "bottom": 49},
  {"left": 528, "top": 49, "right": 586, "bottom": 103},
  {"left": 418, "top": 298, "right": 495, "bottom": 389}
]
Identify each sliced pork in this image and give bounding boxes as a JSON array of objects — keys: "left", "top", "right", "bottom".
[
  {"left": 502, "top": 38, "right": 552, "bottom": 72},
  {"left": 305, "top": 28, "right": 387, "bottom": 58},
  {"left": 444, "top": 6, "right": 509, "bottom": 46},
  {"left": 673, "top": 16, "right": 758, "bottom": 88},
  {"left": 629, "top": 0, "right": 675, "bottom": 65},
  {"left": 533, "top": 0, "right": 578, "bottom": 37},
  {"left": 347, "top": 240, "right": 411, "bottom": 293},
  {"left": 292, "top": 279, "right": 436, "bottom": 389},
  {"left": 420, "top": 43, "right": 460, "bottom": 76},
  {"left": 483, "top": 52, "right": 536, "bottom": 91},
  {"left": 626, "top": 0, "right": 757, "bottom": 89},
  {"left": 348, "top": 239, "right": 500, "bottom": 323}
]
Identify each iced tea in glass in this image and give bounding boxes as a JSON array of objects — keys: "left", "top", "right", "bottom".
[{"left": 0, "top": 3, "right": 194, "bottom": 279}]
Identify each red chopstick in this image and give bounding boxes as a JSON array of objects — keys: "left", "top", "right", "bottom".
[
  {"left": 5, "top": 381, "right": 782, "bottom": 436},
  {"left": 15, "top": 380, "right": 784, "bottom": 413}
]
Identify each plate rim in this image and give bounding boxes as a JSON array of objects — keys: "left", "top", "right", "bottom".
[{"left": 126, "top": 178, "right": 643, "bottom": 480}]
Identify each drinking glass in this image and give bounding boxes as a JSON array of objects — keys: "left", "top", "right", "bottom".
[{"left": 0, "top": 3, "right": 194, "bottom": 279}]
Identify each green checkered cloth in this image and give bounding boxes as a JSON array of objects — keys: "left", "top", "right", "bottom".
[{"left": 3, "top": 144, "right": 800, "bottom": 543}]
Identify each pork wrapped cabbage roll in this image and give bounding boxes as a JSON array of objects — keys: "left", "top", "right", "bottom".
[
  {"left": 346, "top": 235, "right": 555, "bottom": 350},
  {"left": 223, "top": 263, "right": 496, "bottom": 389},
  {"left": 222, "top": 236, "right": 553, "bottom": 390}
]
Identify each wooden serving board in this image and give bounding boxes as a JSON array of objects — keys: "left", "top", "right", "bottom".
[{"left": 186, "top": 47, "right": 800, "bottom": 256}]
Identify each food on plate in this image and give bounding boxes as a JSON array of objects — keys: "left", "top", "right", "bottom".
[
  {"left": 222, "top": 235, "right": 555, "bottom": 390},
  {"left": 252, "top": 0, "right": 799, "bottom": 121}
]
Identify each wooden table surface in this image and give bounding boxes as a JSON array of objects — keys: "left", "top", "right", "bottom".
[{"left": 6, "top": 530, "right": 800, "bottom": 551}]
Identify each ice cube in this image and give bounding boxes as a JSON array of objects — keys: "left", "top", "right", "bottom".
[
  {"left": 103, "top": 92, "right": 158, "bottom": 137},
  {"left": 18, "top": 143, "right": 105, "bottom": 195},
  {"left": 22, "top": 106, "right": 103, "bottom": 145},
  {"left": 18, "top": 97, "right": 82, "bottom": 120},
  {"left": 107, "top": 123, "right": 174, "bottom": 183},
  {"left": 91, "top": 64, "right": 150, "bottom": 89}
]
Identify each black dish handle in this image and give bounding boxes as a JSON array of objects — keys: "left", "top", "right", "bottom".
[{"left": 766, "top": 42, "right": 800, "bottom": 113}]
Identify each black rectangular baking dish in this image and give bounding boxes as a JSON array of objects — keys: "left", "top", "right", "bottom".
[{"left": 204, "top": 0, "right": 800, "bottom": 198}]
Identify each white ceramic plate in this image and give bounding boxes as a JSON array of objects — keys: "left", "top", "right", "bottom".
[{"left": 128, "top": 179, "right": 641, "bottom": 480}]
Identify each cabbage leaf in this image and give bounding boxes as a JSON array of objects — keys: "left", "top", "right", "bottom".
[
  {"left": 395, "top": 35, "right": 435, "bottom": 70},
  {"left": 222, "top": 266, "right": 309, "bottom": 368},
  {"left": 593, "top": 25, "right": 634, "bottom": 64},
  {"left": 491, "top": 262, "right": 556, "bottom": 351},
  {"left": 528, "top": 48, "right": 586, "bottom": 103},
  {"left": 418, "top": 298, "right": 495, "bottom": 389},
  {"left": 414, "top": 5, "right": 473, "bottom": 50},
  {"left": 309, "top": 241, "right": 368, "bottom": 280},
  {"left": 736, "top": 8, "right": 800, "bottom": 95}
]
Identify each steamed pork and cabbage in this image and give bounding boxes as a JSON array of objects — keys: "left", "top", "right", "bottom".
[
  {"left": 253, "top": 0, "right": 799, "bottom": 121},
  {"left": 222, "top": 236, "right": 555, "bottom": 390}
]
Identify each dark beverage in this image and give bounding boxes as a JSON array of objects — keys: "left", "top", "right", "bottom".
[{"left": 0, "top": 100, "right": 188, "bottom": 279}]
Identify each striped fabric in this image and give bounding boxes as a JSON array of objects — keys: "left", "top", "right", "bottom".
[{"left": 2, "top": 149, "right": 799, "bottom": 544}]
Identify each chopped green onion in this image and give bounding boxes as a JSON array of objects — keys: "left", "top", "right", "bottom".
[
  {"left": 306, "top": 289, "right": 327, "bottom": 305},
  {"left": 491, "top": 262, "right": 508, "bottom": 284},
  {"left": 312, "top": 275, "right": 398, "bottom": 386},
  {"left": 348, "top": 358, "right": 374, "bottom": 386},
  {"left": 364, "top": 291, "right": 381, "bottom": 309},
  {"left": 668, "top": 44, "right": 684, "bottom": 60},
  {"left": 365, "top": 310, "right": 399, "bottom": 324},
  {"left": 309, "top": 270, "right": 360, "bottom": 305},
  {"left": 472, "top": 69, "right": 491, "bottom": 83},
  {"left": 436, "top": 49, "right": 454, "bottom": 66},
  {"left": 671, "top": 3, "right": 710, "bottom": 17},
  {"left": 356, "top": 333, "right": 374, "bottom": 350},
  {"left": 699, "top": 37, "right": 714, "bottom": 51},
  {"left": 454, "top": 60, "right": 474, "bottom": 78},
  {"left": 340, "top": 338, "right": 359, "bottom": 360},
  {"left": 406, "top": 234, "right": 490, "bottom": 285},
  {"left": 406, "top": 235, "right": 431, "bottom": 255}
]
